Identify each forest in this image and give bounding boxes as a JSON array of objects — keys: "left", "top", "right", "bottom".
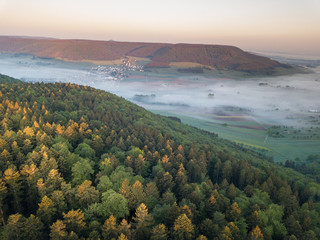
[{"left": 0, "top": 73, "right": 319, "bottom": 239}]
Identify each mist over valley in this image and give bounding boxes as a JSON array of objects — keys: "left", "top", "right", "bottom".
[{"left": 0, "top": 52, "right": 319, "bottom": 161}]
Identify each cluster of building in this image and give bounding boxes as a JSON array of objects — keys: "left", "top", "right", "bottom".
[{"left": 90, "top": 57, "right": 144, "bottom": 80}]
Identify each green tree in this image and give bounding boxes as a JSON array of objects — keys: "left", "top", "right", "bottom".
[
  {"left": 226, "top": 183, "right": 237, "bottom": 200},
  {"left": 285, "top": 215, "right": 303, "bottom": 238},
  {"left": 71, "top": 158, "right": 94, "bottom": 185},
  {"left": 259, "top": 204, "right": 287, "bottom": 239},
  {"left": 5, "top": 213, "right": 26, "bottom": 239},
  {"left": 4, "top": 167, "right": 21, "bottom": 212},
  {"left": 156, "top": 171, "right": 174, "bottom": 194},
  {"left": 145, "top": 181, "right": 160, "bottom": 210},
  {"left": 0, "top": 179, "right": 7, "bottom": 226},
  {"left": 75, "top": 143, "right": 96, "bottom": 159},
  {"left": 101, "top": 190, "right": 129, "bottom": 219},
  {"left": 199, "top": 218, "right": 217, "bottom": 240},
  {"left": 51, "top": 190, "right": 67, "bottom": 213},
  {"left": 22, "top": 214, "right": 44, "bottom": 240},
  {"left": 97, "top": 175, "right": 113, "bottom": 192}
]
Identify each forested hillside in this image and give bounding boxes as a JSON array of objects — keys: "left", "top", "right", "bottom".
[{"left": 0, "top": 74, "right": 319, "bottom": 240}]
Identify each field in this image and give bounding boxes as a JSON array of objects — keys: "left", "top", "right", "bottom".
[{"left": 151, "top": 109, "right": 320, "bottom": 162}]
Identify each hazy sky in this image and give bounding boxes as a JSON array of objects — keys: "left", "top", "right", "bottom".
[{"left": 0, "top": 0, "right": 319, "bottom": 56}]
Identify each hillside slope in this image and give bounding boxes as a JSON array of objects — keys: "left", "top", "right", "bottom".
[
  {"left": 0, "top": 73, "right": 319, "bottom": 239},
  {"left": 0, "top": 36, "right": 282, "bottom": 72}
]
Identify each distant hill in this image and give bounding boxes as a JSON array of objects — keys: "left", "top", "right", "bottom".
[{"left": 0, "top": 36, "right": 283, "bottom": 72}]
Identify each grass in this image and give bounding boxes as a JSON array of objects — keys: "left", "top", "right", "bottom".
[
  {"left": 151, "top": 109, "right": 320, "bottom": 163},
  {"left": 144, "top": 64, "right": 307, "bottom": 79}
]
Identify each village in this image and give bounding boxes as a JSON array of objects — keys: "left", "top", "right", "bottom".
[{"left": 90, "top": 57, "right": 144, "bottom": 80}]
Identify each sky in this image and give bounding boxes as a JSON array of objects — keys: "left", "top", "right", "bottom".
[{"left": 0, "top": 0, "right": 320, "bottom": 57}]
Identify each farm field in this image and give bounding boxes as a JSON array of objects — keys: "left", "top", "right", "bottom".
[{"left": 151, "top": 109, "right": 320, "bottom": 162}]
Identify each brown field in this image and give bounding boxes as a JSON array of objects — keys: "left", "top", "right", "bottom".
[
  {"left": 169, "top": 62, "right": 215, "bottom": 70},
  {"left": 232, "top": 124, "right": 266, "bottom": 130},
  {"left": 57, "top": 56, "right": 150, "bottom": 66},
  {"left": 213, "top": 115, "right": 251, "bottom": 122}
]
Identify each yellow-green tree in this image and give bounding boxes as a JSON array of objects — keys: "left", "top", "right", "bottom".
[
  {"left": 117, "top": 233, "right": 129, "bottom": 240},
  {"left": 150, "top": 224, "right": 168, "bottom": 240},
  {"left": 77, "top": 180, "right": 99, "bottom": 208},
  {"left": 173, "top": 214, "right": 194, "bottom": 240},
  {"left": 63, "top": 209, "right": 85, "bottom": 235},
  {"left": 248, "top": 226, "right": 264, "bottom": 240},
  {"left": 0, "top": 179, "right": 7, "bottom": 226},
  {"left": 132, "top": 203, "right": 154, "bottom": 240},
  {"left": 5, "top": 213, "right": 25, "bottom": 239},
  {"left": 37, "top": 195, "right": 56, "bottom": 225},
  {"left": 196, "top": 235, "right": 208, "bottom": 240},
  {"left": 119, "top": 219, "right": 131, "bottom": 239},
  {"left": 50, "top": 220, "right": 68, "bottom": 240},
  {"left": 129, "top": 180, "right": 146, "bottom": 210},
  {"left": 102, "top": 215, "right": 119, "bottom": 239},
  {"left": 227, "top": 202, "right": 241, "bottom": 221},
  {"left": 4, "top": 167, "right": 21, "bottom": 212},
  {"left": 219, "top": 222, "right": 240, "bottom": 240}
]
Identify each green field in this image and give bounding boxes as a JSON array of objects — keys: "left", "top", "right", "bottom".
[
  {"left": 142, "top": 64, "right": 309, "bottom": 79},
  {"left": 151, "top": 109, "right": 320, "bottom": 162}
]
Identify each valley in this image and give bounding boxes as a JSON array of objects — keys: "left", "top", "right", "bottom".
[{"left": 0, "top": 52, "right": 319, "bottom": 162}]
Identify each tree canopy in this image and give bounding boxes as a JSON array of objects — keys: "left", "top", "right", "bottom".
[{"left": 0, "top": 74, "right": 319, "bottom": 239}]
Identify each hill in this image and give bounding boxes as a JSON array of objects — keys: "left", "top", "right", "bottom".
[
  {"left": 0, "top": 73, "right": 319, "bottom": 239},
  {"left": 0, "top": 36, "right": 283, "bottom": 72}
]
